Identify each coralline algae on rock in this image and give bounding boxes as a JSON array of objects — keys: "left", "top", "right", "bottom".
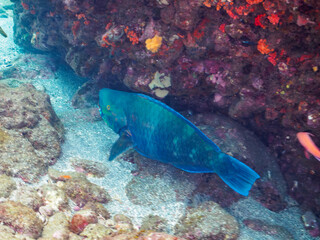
[
  {"left": 62, "top": 175, "right": 111, "bottom": 207},
  {"left": 9, "top": 185, "right": 44, "bottom": 211},
  {"left": 38, "top": 183, "right": 69, "bottom": 212},
  {"left": 0, "top": 174, "right": 16, "bottom": 198},
  {"left": 0, "top": 201, "right": 44, "bottom": 238},
  {"left": 0, "top": 83, "right": 64, "bottom": 182}
]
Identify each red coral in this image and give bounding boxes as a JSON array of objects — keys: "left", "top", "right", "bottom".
[
  {"left": 219, "top": 23, "right": 226, "bottom": 33},
  {"left": 226, "top": 9, "right": 238, "bottom": 20},
  {"left": 76, "top": 13, "right": 90, "bottom": 25},
  {"left": 263, "top": 0, "right": 274, "bottom": 11},
  {"left": 246, "top": 0, "right": 263, "bottom": 4},
  {"left": 268, "top": 14, "right": 280, "bottom": 25},
  {"left": 257, "top": 39, "right": 274, "bottom": 54},
  {"left": 124, "top": 27, "right": 139, "bottom": 45},
  {"left": 235, "top": 4, "right": 254, "bottom": 16},
  {"left": 255, "top": 14, "right": 266, "bottom": 28},
  {"left": 72, "top": 21, "right": 80, "bottom": 38},
  {"left": 267, "top": 52, "right": 277, "bottom": 66},
  {"left": 21, "top": 1, "right": 29, "bottom": 10},
  {"left": 193, "top": 18, "right": 209, "bottom": 39}
]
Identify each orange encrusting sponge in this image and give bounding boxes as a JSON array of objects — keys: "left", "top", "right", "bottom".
[{"left": 145, "top": 35, "right": 163, "bottom": 53}]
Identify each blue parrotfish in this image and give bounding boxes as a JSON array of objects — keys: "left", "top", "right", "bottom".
[{"left": 99, "top": 88, "right": 260, "bottom": 196}]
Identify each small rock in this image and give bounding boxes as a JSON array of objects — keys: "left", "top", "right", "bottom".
[
  {"left": 113, "top": 214, "right": 134, "bottom": 233},
  {"left": 10, "top": 185, "right": 44, "bottom": 211},
  {"left": 70, "top": 157, "right": 108, "bottom": 177},
  {"left": 39, "top": 212, "right": 69, "bottom": 240},
  {"left": 140, "top": 215, "right": 168, "bottom": 232},
  {"left": 83, "top": 201, "right": 111, "bottom": 220},
  {"left": 80, "top": 223, "right": 113, "bottom": 239},
  {"left": 174, "top": 201, "right": 239, "bottom": 240},
  {"left": 63, "top": 176, "right": 111, "bottom": 207},
  {"left": 70, "top": 209, "right": 98, "bottom": 234},
  {"left": 38, "top": 183, "right": 69, "bottom": 212}
]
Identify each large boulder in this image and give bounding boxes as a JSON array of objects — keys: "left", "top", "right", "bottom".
[{"left": 0, "top": 83, "right": 64, "bottom": 182}]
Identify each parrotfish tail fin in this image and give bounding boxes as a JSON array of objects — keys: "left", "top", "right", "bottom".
[{"left": 215, "top": 153, "right": 260, "bottom": 196}]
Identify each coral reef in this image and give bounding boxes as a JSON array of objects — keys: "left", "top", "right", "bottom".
[{"left": 8, "top": 0, "right": 320, "bottom": 233}]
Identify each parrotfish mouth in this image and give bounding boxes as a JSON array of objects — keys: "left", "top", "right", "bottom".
[{"left": 98, "top": 103, "right": 104, "bottom": 118}]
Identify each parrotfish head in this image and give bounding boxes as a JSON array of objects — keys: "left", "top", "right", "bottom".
[{"left": 99, "top": 88, "right": 127, "bottom": 134}]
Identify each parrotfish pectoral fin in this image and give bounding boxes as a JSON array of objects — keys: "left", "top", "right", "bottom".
[
  {"left": 215, "top": 153, "right": 260, "bottom": 196},
  {"left": 0, "top": 27, "right": 7, "bottom": 38},
  {"left": 109, "top": 129, "right": 134, "bottom": 161}
]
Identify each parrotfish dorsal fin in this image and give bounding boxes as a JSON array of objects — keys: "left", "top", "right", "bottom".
[{"left": 109, "top": 129, "right": 134, "bottom": 161}]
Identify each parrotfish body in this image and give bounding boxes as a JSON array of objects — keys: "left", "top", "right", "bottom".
[{"left": 99, "top": 88, "right": 260, "bottom": 196}]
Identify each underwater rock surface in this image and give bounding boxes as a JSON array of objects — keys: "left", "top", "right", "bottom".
[
  {"left": 0, "top": 201, "right": 44, "bottom": 238},
  {"left": 189, "top": 113, "right": 287, "bottom": 211},
  {"left": 174, "top": 201, "right": 239, "bottom": 240},
  {"left": 0, "top": 83, "right": 64, "bottom": 182},
  {"left": 0, "top": 174, "right": 16, "bottom": 198}
]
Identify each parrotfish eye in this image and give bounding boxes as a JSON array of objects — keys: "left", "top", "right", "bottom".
[{"left": 106, "top": 105, "right": 111, "bottom": 111}]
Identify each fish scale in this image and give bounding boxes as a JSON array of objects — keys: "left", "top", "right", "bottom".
[{"left": 99, "top": 88, "right": 260, "bottom": 196}]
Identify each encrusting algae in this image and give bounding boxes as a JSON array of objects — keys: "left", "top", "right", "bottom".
[
  {"left": 0, "top": 128, "right": 10, "bottom": 145},
  {"left": 145, "top": 35, "right": 162, "bottom": 53}
]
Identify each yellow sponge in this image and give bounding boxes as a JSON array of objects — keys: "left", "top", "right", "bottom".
[{"left": 145, "top": 35, "right": 162, "bottom": 53}]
